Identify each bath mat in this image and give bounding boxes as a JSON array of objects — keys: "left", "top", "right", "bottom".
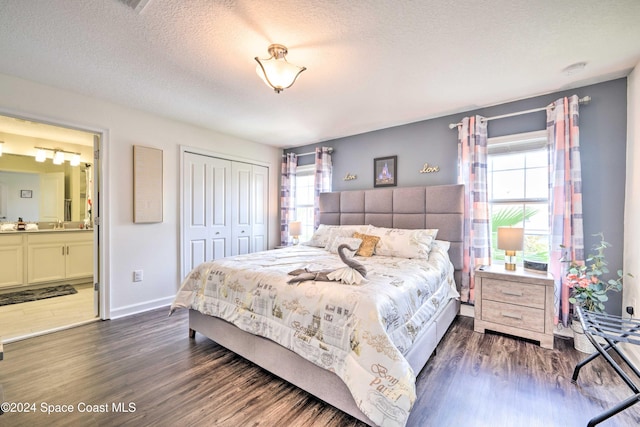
[{"left": 0, "top": 285, "right": 78, "bottom": 306}]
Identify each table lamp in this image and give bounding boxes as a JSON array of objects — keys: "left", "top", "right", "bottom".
[
  {"left": 497, "top": 227, "right": 524, "bottom": 271},
  {"left": 289, "top": 221, "right": 302, "bottom": 245}
]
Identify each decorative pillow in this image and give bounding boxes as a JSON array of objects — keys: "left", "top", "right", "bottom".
[
  {"left": 326, "top": 236, "right": 363, "bottom": 258},
  {"left": 323, "top": 225, "right": 370, "bottom": 248},
  {"left": 368, "top": 227, "right": 439, "bottom": 259},
  {"left": 352, "top": 232, "right": 380, "bottom": 257}
]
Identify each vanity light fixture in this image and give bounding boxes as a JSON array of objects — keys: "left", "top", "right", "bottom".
[
  {"left": 34, "top": 146, "right": 82, "bottom": 165},
  {"left": 255, "top": 44, "right": 306, "bottom": 93},
  {"left": 35, "top": 148, "right": 47, "bottom": 162},
  {"left": 53, "top": 150, "right": 65, "bottom": 165}
]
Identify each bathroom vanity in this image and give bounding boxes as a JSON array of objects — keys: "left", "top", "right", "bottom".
[{"left": 0, "top": 229, "right": 93, "bottom": 289}]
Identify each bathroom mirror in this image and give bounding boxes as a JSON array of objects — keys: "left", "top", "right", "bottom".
[{"left": 0, "top": 153, "right": 92, "bottom": 223}]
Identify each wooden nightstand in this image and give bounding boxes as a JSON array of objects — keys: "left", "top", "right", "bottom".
[{"left": 474, "top": 264, "right": 555, "bottom": 349}]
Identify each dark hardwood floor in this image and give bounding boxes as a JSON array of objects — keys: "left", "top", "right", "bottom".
[{"left": 1, "top": 308, "right": 639, "bottom": 427}]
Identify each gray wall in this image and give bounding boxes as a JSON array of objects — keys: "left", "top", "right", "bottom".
[{"left": 286, "top": 78, "right": 628, "bottom": 313}]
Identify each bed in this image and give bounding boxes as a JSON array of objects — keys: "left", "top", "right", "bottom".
[{"left": 171, "top": 184, "right": 464, "bottom": 426}]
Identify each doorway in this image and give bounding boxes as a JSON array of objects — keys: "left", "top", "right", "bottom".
[{"left": 0, "top": 113, "right": 102, "bottom": 342}]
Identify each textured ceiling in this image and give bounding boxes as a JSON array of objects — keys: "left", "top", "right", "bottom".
[{"left": 0, "top": 0, "right": 639, "bottom": 148}]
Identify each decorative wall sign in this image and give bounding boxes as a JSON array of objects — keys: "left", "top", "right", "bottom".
[
  {"left": 343, "top": 173, "right": 357, "bottom": 181},
  {"left": 133, "top": 145, "right": 163, "bottom": 223},
  {"left": 419, "top": 163, "right": 440, "bottom": 173},
  {"left": 374, "top": 156, "right": 397, "bottom": 187},
  {"left": 20, "top": 189, "right": 32, "bottom": 198}
]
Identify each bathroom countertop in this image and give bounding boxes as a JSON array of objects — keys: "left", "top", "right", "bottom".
[{"left": 0, "top": 228, "right": 93, "bottom": 234}]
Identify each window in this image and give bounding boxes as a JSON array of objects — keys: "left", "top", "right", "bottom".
[
  {"left": 487, "top": 131, "right": 549, "bottom": 265},
  {"left": 294, "top": 165, "right": 315, "bottom": 242}
]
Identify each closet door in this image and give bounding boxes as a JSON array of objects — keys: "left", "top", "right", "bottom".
[
  {"left": 231, "top": 162, "right": 252, "bottom": 255},
  {"left": 251, "top": 165, "right": 268, "bottom": 252},
  {"left": 183, "top": 152, "right": 231, "bottom": 275}
]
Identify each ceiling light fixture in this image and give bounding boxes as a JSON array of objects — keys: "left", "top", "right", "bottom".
[
  {"left": 255, "top": 44, "right": 306, "bottom": 93},
  {"left": 563, "top": 62, "right": 587, "bottom": 76}
]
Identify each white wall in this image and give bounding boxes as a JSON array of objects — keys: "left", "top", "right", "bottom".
[
  {"left": 0, "top": 73, "right": 282, "bottom": 318},
  {"left": 624, "top": 62, "right": 639, "bottom": 364}
]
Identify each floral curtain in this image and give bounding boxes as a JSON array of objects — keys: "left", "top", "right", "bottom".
[
  {"left": 314, "top": 147, "right": 332, "bottom": 229},
  {"left": 547, "top": 95, "right": 584, "bottom": 327},
  {"left": 280, "top": 153, "right": 297, "bottom": 245},
  {"left": 457, "top": 116, "right": 491, "bottom": 303}
]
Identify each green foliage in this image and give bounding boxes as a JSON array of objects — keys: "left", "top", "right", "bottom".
[
  {"left": 565, "top": 233, "right": 630, "bottom": 313},
  {"left": 491, "top": 206, "right": 538, "bottom": 232}
]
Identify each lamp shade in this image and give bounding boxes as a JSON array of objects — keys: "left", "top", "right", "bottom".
[
  {"left": 289, "top": 221, "right": 302, "bottom": 237},
  {"left": 255, "top": 44, "right": 306, "bottom": 93},
  {"left": 497, "top": 227, "right": 524, "bottom": 251}
]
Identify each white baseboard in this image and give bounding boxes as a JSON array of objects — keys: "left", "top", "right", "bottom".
[{"left": 109, "top": 296, "right": 173, "bottom": 319}]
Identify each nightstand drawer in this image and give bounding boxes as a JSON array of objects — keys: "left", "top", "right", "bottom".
[
  {"left": 482, "top": 278, "right": 545, "bottom": 309},
  {"left": 482, "top": 300, "right": 545, "bottom": 333}
]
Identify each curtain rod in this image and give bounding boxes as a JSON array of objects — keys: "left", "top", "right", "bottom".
[
  {"left": 447, "top": 95, "right": 591, "bottom": 129},
  {"left": 288, "top": 147, "right": 334, "bottom": 157}
]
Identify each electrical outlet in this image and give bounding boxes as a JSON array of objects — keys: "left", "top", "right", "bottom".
[{"left": 133, "top": 270, "right": 143, "bottom": 282}]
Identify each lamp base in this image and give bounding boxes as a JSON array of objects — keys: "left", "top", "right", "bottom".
[
  {"left": 292, "top": 236, "right": 299, "bottom": 245},
  {"left": 504, "top": 250, "right": 517, "bottom": 271}
]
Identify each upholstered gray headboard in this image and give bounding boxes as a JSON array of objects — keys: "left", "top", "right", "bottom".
[{"left": 318, "top": 184, "right": 464, "bottom": 289}]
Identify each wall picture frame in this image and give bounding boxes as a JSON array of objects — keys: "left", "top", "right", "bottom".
[
  {"left": 374, "top": 156, "right": 397, "bottom": 187},
  {"left": 133, "top": 145, "right": 163, "bottom": 223},
  {"left": 20, "top": 189, "right": 32, "bottom": 198}
]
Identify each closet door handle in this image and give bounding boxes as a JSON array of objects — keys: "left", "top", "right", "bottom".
[
  {"left": 66, "top": 246, "right": 69, "bottom": 255},
  {"left": 62, "top": 246, "right": 65, "bottom": 256}
]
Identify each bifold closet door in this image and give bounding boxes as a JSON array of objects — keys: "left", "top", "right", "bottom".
[
  {"left": 231, "top": 163, "right": 269, "bottom": 255},
  {"left": 183, "top": 152, "right": 232, "bottom": 274}
]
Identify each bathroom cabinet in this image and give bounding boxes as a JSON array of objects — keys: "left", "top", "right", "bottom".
[
  {"left": 0, "top": 230, "right": 93, "bottom": 289},
  {"left": 0, "top": 234, "right": 24, "bottom": 288}
]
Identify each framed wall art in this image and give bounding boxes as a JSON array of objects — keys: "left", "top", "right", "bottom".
[
  {"left": 374, "top": 155, "right": 397, "bottom": 187},
  {"left": 133, "top": 145, "right": 163, "bottom": 223},
  {"left": 20, "top": 189, "right": 32, "bottom": 198}
]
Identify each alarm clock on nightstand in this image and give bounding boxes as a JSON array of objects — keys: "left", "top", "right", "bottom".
[{"left": 524, "top": 260, "right": 548, "bottom": 274}]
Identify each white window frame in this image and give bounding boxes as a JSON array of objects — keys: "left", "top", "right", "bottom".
[
  {"left": 487, "top": 130, "right": 549, "bottom": 265},
  {"left": 294, "top": 164, "right": 315, "bottom": 242}
]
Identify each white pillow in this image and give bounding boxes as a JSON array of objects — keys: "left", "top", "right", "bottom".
[
  {"left": 326, "top": 236, "right": 363, "bottom": 258},
  {"left": 302, "top": 224, "right": 339, "bottom": 247},
  {"left": 433, "top": 239, "right": 451, "bottom": 252},
  {"left": 368, "top": 226, "right": 438, "bottom": 259},
  {"left": 324, "top": 225, "right": 370, "bottom": 248}
]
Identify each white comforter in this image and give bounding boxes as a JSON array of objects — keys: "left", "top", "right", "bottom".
[{"left": 171, "top": 244, "right": 458, "bottom": 427}]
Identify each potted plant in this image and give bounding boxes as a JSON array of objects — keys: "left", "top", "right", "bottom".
[{"left": 563, "top": 233, "right": 629, "bottom": 352}]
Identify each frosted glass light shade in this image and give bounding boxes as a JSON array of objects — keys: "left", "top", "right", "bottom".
[
  {"left": 53, "top": 150, "right": 64, "bottom": 165},
  {"left": 35, "top": 148, "right": 47, "bottom": 162},
  {"left": 70, "top": 153, "right": 81, "bottom": 166},
  {"left": 255, "top": 44, "right": 306, "bottom": 93}
]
